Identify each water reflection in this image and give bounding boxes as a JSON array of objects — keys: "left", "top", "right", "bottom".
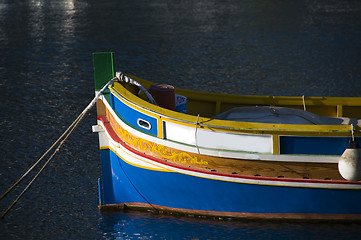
[
  {"left": 303, "top": 0, "right": 361, "bottom": 25},
  {"left": 27, "top": 0, "right": 83, "bottom": 47},
  {"left": 1, "top": 0, "right": 361, "bottom": 239},
  {"left": 99, "top": 211, "right": 361, "bottom": 240},
  {"left": 57, "top": 0, "right": 77, "bottom": 39},
  {"left": 28, "top": 0, "right": 45, "bottom": 41}
]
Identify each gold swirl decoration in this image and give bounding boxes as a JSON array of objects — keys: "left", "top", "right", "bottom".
[{"left": 117, "top": 127, "right": 208, "bottom": 166}]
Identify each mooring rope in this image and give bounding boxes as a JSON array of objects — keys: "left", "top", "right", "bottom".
[
  {"left": 117, "top": 72, "right": 157, "bottom": 105},
  {"left": 0, "top": 77, "right": 117, "bottom": 219}
]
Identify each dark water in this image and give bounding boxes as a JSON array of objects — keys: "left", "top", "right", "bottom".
[{"left": 1, "top": 0, "right": 361, "bottom": 239}]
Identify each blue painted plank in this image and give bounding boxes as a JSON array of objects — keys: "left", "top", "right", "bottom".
[
  {"left": 111, "top": 93, "right": 158, "bottom": 136},
  {"left": 279, "top": 136, "right": 359, "bottom": 155}
]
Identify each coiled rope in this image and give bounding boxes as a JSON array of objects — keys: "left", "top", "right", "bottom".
[{"left": 0, "top": 77, "right": 117, "bottom": 219}]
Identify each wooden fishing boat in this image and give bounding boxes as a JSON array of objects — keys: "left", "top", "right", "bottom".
[{"left": 92, "top": 52, "right": 361, "bottom": 221}]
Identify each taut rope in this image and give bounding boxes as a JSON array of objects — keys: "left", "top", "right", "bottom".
[{"left": 0, "top": 77, "right": 117, "bottom": 219}]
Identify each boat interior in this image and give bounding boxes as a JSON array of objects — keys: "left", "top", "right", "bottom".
[{"left": 118, "top": 74, "right": 361, "bottom": 123}]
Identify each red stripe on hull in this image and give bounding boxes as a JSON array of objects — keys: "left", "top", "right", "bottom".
[{"left": 97, "top": 116, "right": 361, "bottom": 186}]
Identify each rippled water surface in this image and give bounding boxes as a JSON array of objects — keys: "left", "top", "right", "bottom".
[{"left": 1, "top": 0, "right": 361, "bottom": 239}]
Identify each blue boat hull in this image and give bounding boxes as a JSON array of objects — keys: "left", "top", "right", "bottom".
[{"left": 99, "top": 148, "right": 361, "bottom": 219}]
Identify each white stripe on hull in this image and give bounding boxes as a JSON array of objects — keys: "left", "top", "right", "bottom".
[{"left": 94, "top": 115, "right": 361, "bottom": 190}]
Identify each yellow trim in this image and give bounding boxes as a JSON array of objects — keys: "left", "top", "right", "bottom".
[
  {"left": 157, "top": 116, "right": 163, "bottom": 138},
  {"left": 110, "top": 88, "right": 358, "bottom": 136},
  {"left": 110, "top": 77, "right": 361, "bottom": 137},
  {"left": 337, "top": 105, "right": 343, "bottom": 117},
  {"left": 273, "top": 135, "right": 279, "bottom": 155},
  {"left": 100, "top": 146, "right": 172, "bottom": 172}
]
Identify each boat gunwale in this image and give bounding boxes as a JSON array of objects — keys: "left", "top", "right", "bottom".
[{"left": 110, "top": 80, "right": 361, "bottom": 136}]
